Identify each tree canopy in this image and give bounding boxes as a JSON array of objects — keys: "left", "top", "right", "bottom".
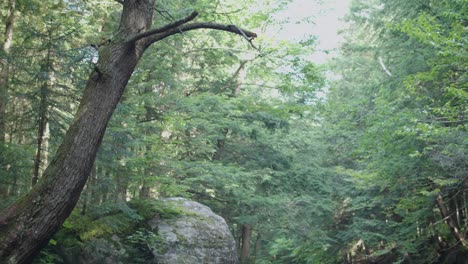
[{"left": 0, "top": 0, "right": 466, "bottom": 263}]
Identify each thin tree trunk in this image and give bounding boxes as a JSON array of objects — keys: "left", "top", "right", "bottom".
[
  {"left": 32, "top": 42, "right": 53, "bottom": 186},
  {"left": 6, "top": 173, "right": 17, "bottom": 197},
  {"left": 436, "top": 193, "right": 467, "bottom": 248},
  {"left": 240, "top": 224, "right": 252, "bottom": 264},
  {"left": 0, "top": 0, "right": 16, "bottom": 142},
  {"left": 252, "top": 232, "right": 261, "bottom": 264},
  {"left": 0, "top": 1, "right": 256, "bottom": 262},
  {"left": 86, "top": 162, "right": 99, "bottom": 204},
  {"left": 139, "top": 184, "right": 151, "bottom": 199},
  {"left": 212, "top": 135, "right": 226, "bottom": 161},
  {"left": 42, "top": 122, "right": 50, "bottom": 173},
  {"left": 212, "top": 60, "right": 249, "bottom": 161},
  {"left": 139, "top": 90, "right": 155, "bottom": 199},
  {"left": 232, "top": 60, "right": 249, "bottom": 97},
  {"left": 451, "top": 193, "right": 462, "bottom": 229},
  {"left": 80, "top": 162, "right": 96, "bottom": 215},
  {"left": 100, "top": 170, "right": 111, "bottom": 204},
  {"left": 8, "top": 83, "right": 21, "bottom": 144},
  {"left": 237, "top": 226, "right": 242, "bottom": 256},
  {"left": 116, "top": 173, "right": 129, "bottom": 202}
]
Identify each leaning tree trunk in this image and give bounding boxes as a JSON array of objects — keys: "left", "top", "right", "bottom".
[
  {"left": 0, "top": 31, "right": 144, "bottom": 264},
  {"left": 0, "top": 1, "right": 256, "bottom": 263}
]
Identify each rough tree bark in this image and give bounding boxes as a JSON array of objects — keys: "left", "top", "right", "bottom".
[{"left": 0, "top": 1, "right": 256, "bottom": 263}]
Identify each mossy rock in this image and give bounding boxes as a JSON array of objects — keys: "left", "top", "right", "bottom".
[
  {"left": 151, "top": 198, "right": 238, "bottom": 264},
  {"left": 36, "top": 198, "right": 237, "bottom": 264}
]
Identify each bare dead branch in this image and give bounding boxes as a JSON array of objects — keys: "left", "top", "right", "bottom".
[
  {"left": 145, "top": 22, "right": 257, "bottom": 47},
  {"left": 378, "top": 56, "right": 392, "bottom": 77},
  {"left": 127, "top": 11, "right": 199, "bottom": 44},
  {"left": 214, "top": 9, "right": 243, "bottom": 15},
  {"left": 436, "top": 193, "right": 468, "bottom": 247},
  {"left": 154, "top": 8, "right": 175, "bottom": 21},
  {"left": 125, "top": 9, "right": 257, "bottom": 52},
  {"left": 230, "top": 24, "right": 260, "bottom": 51}
]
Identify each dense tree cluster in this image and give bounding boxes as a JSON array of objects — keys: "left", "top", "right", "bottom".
[
  {"left": 0, "top": 0, "right": 466, "bottom": 263},
  {"left": 320, "top": 0, "right": 467, "bottom": 262}
]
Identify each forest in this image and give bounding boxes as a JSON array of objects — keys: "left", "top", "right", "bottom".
[{"left": 0, "top": 0, "right": 466, "bottom": 263}]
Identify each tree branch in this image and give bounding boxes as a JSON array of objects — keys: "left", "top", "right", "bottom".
[
  {"left": 145, "top": 22, "right": 257, "bottom": 47},
  {"left": 127, "top": 11, "right": 199, "bottom": 44},
  {"left": 436, "top": 193, "right": 468, "bottom": 248},
  {"left": 126, "top": 10, "right": 257, "bottom": 50},
  {"left": 187, "top": 189, "right": 231, "bottom": 203},
  {"left": 113, "top": 0, "right": 124, "bottom": 4},
  {"left": 154, "top": 8, "right": 175, "bottom": 21},
  {"left": 378, "top": 56, "right": 392, "bottom": 77},
  {"left": 186, "top": 189, "right": 249, "bottom": 206}
]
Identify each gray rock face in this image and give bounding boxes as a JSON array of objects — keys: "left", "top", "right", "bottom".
[{"left": 150, "top": 198, "right": 238, "bottom": 264}]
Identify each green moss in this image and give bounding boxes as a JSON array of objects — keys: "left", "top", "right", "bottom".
[
  {"left": 128, "top": 199, "right": 184, "bottom": 220},
  {"left": 173, "top": 228, "right": 188, "bottom": 245},
  {"left": 36, "top": 199, "right": 216, "bottom": 263}
]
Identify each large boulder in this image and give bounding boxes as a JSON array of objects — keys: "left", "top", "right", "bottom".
[
  {"left": 44, "top": 198, "right": 236, "bottom": 264},
  {"left": 150, "top": 198, "right": 238, "bottom": 264}
]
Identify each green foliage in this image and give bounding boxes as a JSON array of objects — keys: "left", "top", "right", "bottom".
[
  {"left": 7, "top": 0, "right": 466, "bottom": 263},
  {"left": 126, "top": 229, "right": 163, "bottom": 263},
  {"left": 33, "top": 247, "right": 64, "bottom": 264},
  {"left": 34, "top": 198, "right": 188, "bottom": 263},
  {"left": 0, "top": 143, "right": 34, "bottom": 208},
  {"left": 60, "top": 203, "right": 141, "bottom": 242},
  {"left": 318, "top": 0, "right": 468, "bottom": 262}
]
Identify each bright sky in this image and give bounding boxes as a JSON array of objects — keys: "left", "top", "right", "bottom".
[{"left": 271, "top": 0, "right": 351, "bottom": 64}]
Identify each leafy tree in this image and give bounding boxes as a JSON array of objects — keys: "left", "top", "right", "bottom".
[
  {"left": 0, "top": 1, "right": 257, "bottom": 262},
  {"left": 0, "top": 0, "right": 16, "bottom": 142},
  {"left": 320, "top": 0, "right": 467, "bottom": 262}
]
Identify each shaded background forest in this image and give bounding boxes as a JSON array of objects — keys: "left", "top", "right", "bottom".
[{"left": 0, "top": 0, "right": 466, "bottom": 263}]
